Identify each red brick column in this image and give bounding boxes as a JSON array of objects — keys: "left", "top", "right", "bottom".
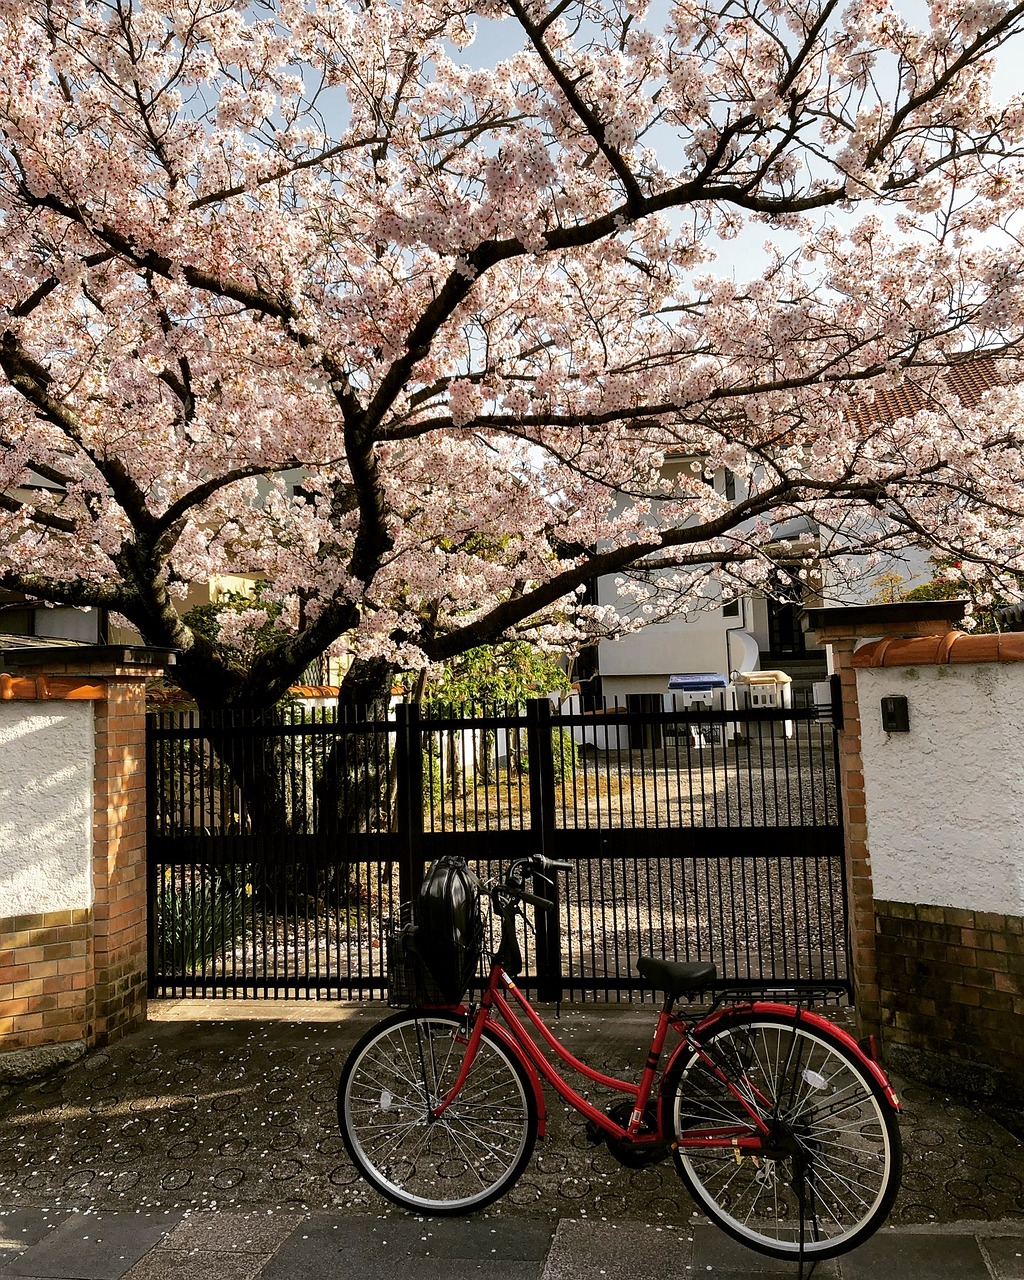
[
  {"left": 803, "top": 601, "right": 967, "bottom": 1041},
  {"left": 92, "top": 672, "right": 152, "bottom": 1042}
]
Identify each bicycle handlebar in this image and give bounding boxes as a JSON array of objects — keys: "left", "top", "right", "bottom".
[
  {"left": 492, "top": 856, "right": 572, "bottom": 914},
  {"left": 490, "top": 856, "right": 571, "bottom": 975},
  {"left": 517, "top": 888, "right": 554, "bottom": 911},
  {"left": 535, "top": 856, "right": 573, "bottom": 874}
]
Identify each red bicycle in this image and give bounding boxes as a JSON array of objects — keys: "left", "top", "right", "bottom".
[{"left": 338, "top": 855, "right": 902, "bottom": 1263}]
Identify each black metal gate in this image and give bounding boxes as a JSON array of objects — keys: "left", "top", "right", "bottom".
[{"left": 147, "top": 697, "right": 849, "bottom": 1001}]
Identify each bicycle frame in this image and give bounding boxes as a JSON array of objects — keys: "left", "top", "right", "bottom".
[
  {"left": 433, "top": 959, "right": 780, "bottom": 1155},
  {"left": 339, "top": 851, "right": 902, "bottom": 1263}
]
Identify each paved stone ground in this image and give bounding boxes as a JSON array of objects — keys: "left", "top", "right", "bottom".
[{"left": 0, "top": 1001, "right": 1022, "bottom": 1278}]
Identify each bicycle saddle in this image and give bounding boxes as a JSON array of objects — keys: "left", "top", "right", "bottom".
[{"left": 637, "top": 956, "right": 717, "bottom": 999}]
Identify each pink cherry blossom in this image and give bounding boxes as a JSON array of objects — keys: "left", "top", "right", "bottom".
[{"left": 0, "top": 0, "right": 1023, "bottom": 707}]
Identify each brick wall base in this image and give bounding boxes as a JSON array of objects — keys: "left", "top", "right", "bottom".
[
  {"left": 0, "top": 909, "right": 95, "bottom": 1050},
  {"left": 876, "top": 899, "right": 1024, "bottom": 1100}
]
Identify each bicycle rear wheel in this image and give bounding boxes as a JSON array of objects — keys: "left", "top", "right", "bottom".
[
  {"left": 338, "top": 1010, "right": 538, "bottom": 1214},
  {"left": 666, "top": 1011, "right": 901, "bottom": 1261}
]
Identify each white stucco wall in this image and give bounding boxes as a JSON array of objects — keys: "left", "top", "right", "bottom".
[
  {"left": 0, "top": 702, "right": 94, "bottom": 917},
  {"left": 597, "top": 612, "right": 735, "bottom": 680},
  {"left": 857, "top": 661, "right": 1024, "bottom": 916}
]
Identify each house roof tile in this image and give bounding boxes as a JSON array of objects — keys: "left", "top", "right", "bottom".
[
  {"left": 852, "top": 631, "right": 1024, "bottom": 667},
  {"left": 844, "top": 351, "right": 1022, "bottom": 427}
]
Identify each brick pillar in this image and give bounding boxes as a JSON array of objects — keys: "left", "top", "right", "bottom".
[
  {"left": 803, "top": 601, "right": 967, "bottom": 1041},
  {"left": 1, "top": 646, "right": 171, "bottom": 1077},
  {"left": 92, "top": 669, "right": 152, "bottom": 1042}
]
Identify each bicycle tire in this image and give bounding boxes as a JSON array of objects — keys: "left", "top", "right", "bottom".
[
  {"left": 338, "top": 1010, "right": 538, "bottom": 1214},
  {"left": 665, "top": 1010, "right": 901, "bottom": 1260}
]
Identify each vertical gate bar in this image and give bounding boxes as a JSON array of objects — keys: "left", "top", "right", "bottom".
[
  {"left": 279, "top": 710, "right": 288, "bottom": 997},
  {"left": 248, "top": 712, "right": 263, "bottom": 998},
  {"left": 279, "top": 710, "right": 288, "bottom": 998},
  {"left": 607, "top": 709, "right": 623, "bottom": 993},
  {"left": 236, "top": 710, "right": 248, "bottom": 999},
  {"left": 796, "top": 719, "right": 811, "bottom": 981},
  {"left": 326, "top": 706, "right": 337, "bottom": 997},
  {"left": 809, "top": 732, "right": 822, "bottom": 981},
  {"left": 627, "top": 729, "right": 641, "bottom": 988},
  {"left": 697, "top": 850, "right": 708, "bottom": 965},
  {"left": 517, "top": 711, "right": 524, "bottom": 829},
  {"left": 462, "top": 709, "right": 471, "bottom": 838},
  {"left": 179, "top": 711, "right": 187, "bottom": 1000},
  {"left": 500, "top": 701, "right": 510, "bottom": 838},
  {"left": 506, "top": 705, "right": 517, "bottom": 834},
  {"left": 350, "top": 717, "right": 359, "bottom": 998},
  {"left": 476, "top": 703, "right": 487, "bottom": 835},
  {"left": 795, "top": 713, "right": 808, "bottom": 827},
  {"left": 335, "top": 711, "right": 343, "bottom": 998},
  {"left": 787, "top": 834, "right": 800, "bottom": 983},
  {"left": 173, "top": 715, "right": 182, "bottom": 994},
  {"left": 580, "top": 716, "right": 593, "bottom": 828},
  {"left": 170, "top": 733, "right": 180, "bottom": 996},
  {"left": 805, "top": 716, "right": 817, "bottom": 826},
  {"left": 693, "top": 711, "right": 706, "bottom": 827},
  {"left": 586, "top": 848, "right": 598, "bottom": 1001},
  {"left": 395, "top": 702, "right": 425, "bottom": 905},
  {"left": 748, "top": 714, "right": 760, "bottom": 831},
  {"left": 726, "top": 713, "right": 740, "bottom": 828},
  {"left": 188, "top": 711, "right": 199, "bottom": 998},
  {"left": 834, "top": 715, "right": 853, "bottom": 992},
  {"left": 757, "top": 721, "right": 768, "bottom": 977},
  {"left": 613, "top": 713, "right": 625, "bottom": 830},
  {"left": 295, "top": 709, "right": 304, "bottom": 996},
  {"left": 210, "top": 713, "right": 219, "bottom": 998},
  {"left": 189, "top": 716, "right": 198, "bottom": 999},
  {"left": 713, "top": 848, "right": 726, "bottom": 984},
  {"left": 526, "top": 698, "right": 561, "bottom": 999},
  {"left": 498, "top": 708, "right": 508, "bottom": 832},
  {"left": 638, "top": 710, "right": 649, "bottom": 828},
  {"left": 189, "top": 712, "right": 198, "bottom": 992}
]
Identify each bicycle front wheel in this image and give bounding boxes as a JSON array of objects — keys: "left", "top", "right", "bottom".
[
  {"left": 338, "top": 1010, "right": 538, "bottom": 1214},
  {"left": 667, "top": 1011, "right": 901, "bottom": 1261}
]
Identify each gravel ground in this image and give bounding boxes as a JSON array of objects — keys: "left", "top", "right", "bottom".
[{"left": 0, "top": 1004, "right": 1020, "bottom": 1228}]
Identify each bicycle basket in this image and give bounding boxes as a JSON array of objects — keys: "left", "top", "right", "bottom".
[{"left": 386, "top": 906, "right": 447, "bottom": 1007}]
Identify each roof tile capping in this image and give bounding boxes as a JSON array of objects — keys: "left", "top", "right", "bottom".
[
  {"left": 845, "top": 350, "right": 1023, "bottom": 427},
  {"left": 852, "top": 631, "right": 1024, "bottom": 667}
]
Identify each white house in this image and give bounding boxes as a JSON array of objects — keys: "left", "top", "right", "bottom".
[{"left": 590, "top": 355, "right": 1015, "bottom": 707}]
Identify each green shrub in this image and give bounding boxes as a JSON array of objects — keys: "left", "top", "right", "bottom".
[{"left": 158, "top": 869, "right": 252, "bottom": 974}]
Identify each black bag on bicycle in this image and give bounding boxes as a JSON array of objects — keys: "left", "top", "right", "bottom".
[{"left": 416, "top": 855, "right": 484, "bottom": 1004}]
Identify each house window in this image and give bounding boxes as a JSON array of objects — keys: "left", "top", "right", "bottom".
[
  {"left": 767, "top": 599, "right": 806, "bottom": 655},
  {"left": 722, "top": 599, "right": 739, "bottom": 618},
  {"left": 723, "top": 468, "right": 736, "bottom": 501},
  {"left": 764, "top": 566, "right": 823, "bottom": 658},
  {"left": 0, "top": 608, "right": 33, "bottom": 635}
]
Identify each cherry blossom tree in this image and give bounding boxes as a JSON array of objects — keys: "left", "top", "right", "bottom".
[{"left": 2, "top": 0, "right": 1024, "bottom": 711}]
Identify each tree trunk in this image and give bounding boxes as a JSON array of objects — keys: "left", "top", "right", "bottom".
[
  {"left": 337, "top": 655, "right": 396, "bottom": 713},
  {"left": 314, "top": 655, "right": 396, "bottom": 831}
]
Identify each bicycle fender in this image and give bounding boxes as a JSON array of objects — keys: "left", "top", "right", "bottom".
[
  {"left": 481, "top": 1020, "right": 548, "bottom": 1138},
  {"left": 682, "top": 1002, "right": 900, "bottom": 1113}
]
